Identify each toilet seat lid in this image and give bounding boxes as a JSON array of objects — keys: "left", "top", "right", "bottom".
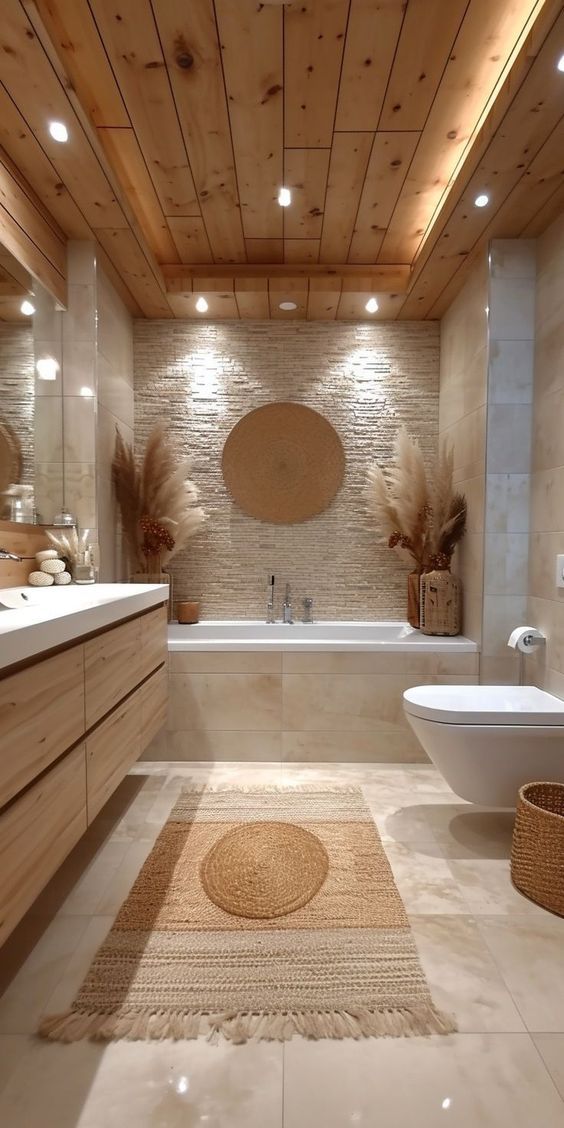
[{"left": 403, "top": 685, "right": 564, "bottom": 726}]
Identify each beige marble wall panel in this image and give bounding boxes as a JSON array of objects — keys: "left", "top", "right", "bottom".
[
  {"left": 527, "top": 214, "right": 564, "bottom": 694},
  {"left": 134, "top": 320, "right": 440, "bottom": 620},
  {"left": 281, "top": 730, "right": 429, "bottom": 763},
  {"left": 170, "top": 652, "right": 282, "bottom": 673},
  {"left": 168, "top": 671, "right": 283, "bottom": 731},
  {"left": 280, "top": 651, "right": 478, "bottom": 675}
]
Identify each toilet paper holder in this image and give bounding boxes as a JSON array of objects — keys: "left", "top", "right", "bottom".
[{"left": 507, "top": 626, "right": 545, "bottom": 654}]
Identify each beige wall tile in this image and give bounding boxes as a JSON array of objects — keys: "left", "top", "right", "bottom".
[
  {"left": 486, "top": 474, "right": 530, "bottom": 534},
  {"left": 486, "top": 404, "right": 532, "bottom": 475},
  {"left": 479, "top": 656, "right": 520, "bottom": 686},
  {"left": 532, "top": 387, "right": 564, "bottom": 472},
  {"left": 530, "top": 468, "right": 564, "bottom": 534},
  {"left": 489, "top": 339, "right": 533, "bottom": 405},
  {"left": 157, "top": 730, "right": 282, "bottom": 762},
  {"left": 170, "top": 651, "right": 282, "bottom": 673},
  {"left": 484, "top": 533, "right": 529, "bottom": 597},
  {"left": 482, "top": 595, "right": 528, "bottom": 657},
  {"left": 489, "top": 276, "right": 535, "bottom": 341},
  {"left": 63, "top": 396, "right": 96, "bottom": 463},
  {"left": 281, "top": 651, "right": 478, "bottom": 676},
  {"left": 529, "top": 532, "right": 564, "bottom": 601},
  {"left": 282, "top": 730, "right": 429, "bottom": 763},
  {"left": 168, "top": 671, "right": 283, "bottom": 731},
  {"left": 490, "top": 238, "right": 536, "bottom": 279}
]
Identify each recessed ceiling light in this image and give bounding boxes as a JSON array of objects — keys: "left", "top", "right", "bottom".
[
  {"left": 474, "top": 193, "right": 489, "bottom": 208},
  {"left": 279, "top": 301, "right": 297, "bottom": 311},
  {"left": 195, "top": 296, "right": 208, "bottom": 313},
  {"left": 36, "top": 356, "right": 59, "bottom": 381},
  {"left": 557, "top": 53, "right": 564, "bottom": 72},
  {"left": 365, "top": 297, "right": 378, "bottom": 313},
  {"left": 48, "top": 121, "right": 69, "bottom": 143},
  {"left": 278, "top": 187, "right": 291, "bottom": 207},
  {"left": 20, "top": 299, "right": 35, "bottom": 316}
]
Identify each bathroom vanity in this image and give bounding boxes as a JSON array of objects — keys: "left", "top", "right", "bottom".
[{"left": 0, "top": 584, "right": 168, "bottom": 945}]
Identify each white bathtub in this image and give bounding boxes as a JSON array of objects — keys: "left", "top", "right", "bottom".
[{"left": 168, "top": 620, "right": 478, "bottom": 653}]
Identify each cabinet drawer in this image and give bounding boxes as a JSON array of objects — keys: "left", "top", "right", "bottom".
[
  {"left": 84, "top": 618, "right": 142, "bottom": 728},
  {"left": 86, "top": 692, "right": 141, "bottom": 822},
  {"left": 0, "top": 744, "right": 87, "bottom": 946},
  {"left": 139, "top": 604, "right": 168, "bottom": 682},
  {"left": 0, "top": 647, "right": 85, "bottom": 808},
  {"left": 140, "top": 665, "right": 168, "bottom": 751}
]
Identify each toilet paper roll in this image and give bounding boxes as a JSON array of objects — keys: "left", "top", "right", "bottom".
[{"left": 507, "top": 626, "right": 545, "bottom": 653}]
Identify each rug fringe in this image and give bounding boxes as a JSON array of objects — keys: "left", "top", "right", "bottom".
[
  {"left": 38, "top": 1004, "right": 455, "bottom": 1044},
  {"left": 176, "top": 784, "right": 365, "bottom": 797}
]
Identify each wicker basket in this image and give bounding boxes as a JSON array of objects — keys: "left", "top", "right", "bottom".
[
  {"left": 420, "top": 569, "right": 461, "bottom": 636},
  {"left": 511, "top": 782, "right": 564, "bottom": 917}
]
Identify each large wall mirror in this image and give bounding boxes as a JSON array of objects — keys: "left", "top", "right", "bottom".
[{"left": 0, "top": 241, "right": 63, "bottom": 525}]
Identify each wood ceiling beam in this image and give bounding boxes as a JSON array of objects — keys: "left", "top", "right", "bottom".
[
  {"left": 0, "top": 151, "right": 66, "bottom": 306},
  {"left": 163, "top": 264, "right": 411, "bottom": 293}
]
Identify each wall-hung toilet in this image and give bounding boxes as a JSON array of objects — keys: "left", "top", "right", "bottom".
[{"left": 403, "top": 685, "right": 564, "bottom": 807}]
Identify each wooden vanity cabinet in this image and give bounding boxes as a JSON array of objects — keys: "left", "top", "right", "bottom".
[{"left": 0, "top": 601, "right": 168, "bottom": 946}]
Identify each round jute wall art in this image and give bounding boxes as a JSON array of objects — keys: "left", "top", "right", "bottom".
[
  {"left": 200, "top": 821, "right": 329, "bottom": 920},
  {"left": 221, "top": 402, "right": 345, "bottom": 524}
]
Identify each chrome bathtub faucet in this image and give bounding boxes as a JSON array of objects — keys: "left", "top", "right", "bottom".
[
  {"left": 302, "top": 597, "right": 314, "bottom": 624},
  {"left": 282, "top": 582, "right": 293, "bottom": 624},
  {"left": 266, "top": 573, "right": 275, "bottom": 623},
  {"left": 0, "top": 548, "right": 22, "bottom": 561}
]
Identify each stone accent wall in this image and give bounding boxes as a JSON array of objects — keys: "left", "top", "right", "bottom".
[
  {"left": 0, "top": 322, "right": 34, "bottom": 489},
  {"left": 134, "top": 320, "right": 439, "bottom": 620}
]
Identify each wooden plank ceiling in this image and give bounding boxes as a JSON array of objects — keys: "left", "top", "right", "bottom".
[{"left": 0, "top": 0, "right": 562, "bottom": 320}]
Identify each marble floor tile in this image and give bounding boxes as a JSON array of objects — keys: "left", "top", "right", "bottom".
[
  {"left": 533, "top": 1035, "right": 564, "bottom": 1100},
  {"left": 0, "top": 1038, "right": 283, "bottom": 1128},
  {"left": 476, "top": 915, "right": 564, "bottom": 1033},
  {"left": 283, "top": 1035, "right": 564, "bottom": 1128},
  {"left": 425, "top": 806, "right": 515, "bottom": 859},
  {"left": 0, "top": 916, "right": 89, "bottom": 1035},
  {"left": 410, "top": 915, "right": 526, "bottom": 1033},
  {"left": 445, "top": 858, "right": 547, "bottom": 917},
  {"left": 384, "top": 841, "right": 469, "bottom": 914}
]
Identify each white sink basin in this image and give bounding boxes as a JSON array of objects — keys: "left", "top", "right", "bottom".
[{"left": 0, "top": 583, "right": 169, "bottom": 672}]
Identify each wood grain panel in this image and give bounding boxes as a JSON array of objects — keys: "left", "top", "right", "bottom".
[
  {"left": 335, "top": 0, "right": 404, "bottom": 131},
  {"left": 33, "top": 0, "right": 129, "bottom": 126},
  {"left": 0, "top": 522, "right": 48, "bottom": 587},
  {"left": 153, "top": 0, "right": 246, "bottom": 263},
  {"left": 378, "top": 0, "right": 468, "bottom": 131},
  {"left": 0, "top": 159, "right": 66, "bottom": 278},
  {"left": 319, "top": 133, "right": 373, "bottom": 263},
  {"left": 96, "top": 244, "right": 144, "bottom": 318},
  {"left": 283, "top": 149, "right": 330, "bottom": 240},
  {"left": 284, "top": 0, "right": 349, "bottom": 148},
  {"left": 89, "top": 0, "right": 199, "bottom": 217},
  {"left": 84, "top": 617, "right": 142, "bottom": 729},
  {"left": 0, "top": 3, "right": 126, "bottom": 230},
  {"left": 98, "top": 129, "right": 180, "bottom": 263},
  {"left": 348, "top": 132, "right": 419, "bottom": 263},
  {"left": 164, "top": 263, "right": 411, "bottom": 289},
  {"left": 0, "top": 646, "right": 85, "bottom": 809},
  {"left": 0, "top": 744, "right": 87, "bottom": 945},
  {"left": 245, "top": 240, "right": 284, "bottom": 265},
  {"left": 307, "top": 277, "right": 341, "bottom": 320},
  {"left": 268, "top": 277, "right": 308, "bottom": 320},
  {"left": 140, "top": 665, "right": 168, "bottom": 750},
  {"left": 284, "top": 240, "right": 320, "bottom": 264},
  {"left": 0, "top": 202, "right": 66, "bottom": 309},
  {"left": 139, "top": 605, "right": 168, "bottom": 682},
  {"left": 96, "top": 229, "right": 172, "bottom": 318},
  {"left": 0, "top": 89, "right": 91, "bottom": 240},
  {"left": 215, "top": 0, "right": 283, "bottom": 240},
  {"left": 336, "top": 288, "right": 404, "bottom": 319},
  {"left": 234, "top": 278, "right": 270, "bottom": 319},
  {"left": 379, "top": 0, "right": 546, "bottom": 264},
  {"left": 168, "top": 217, "right": 213, "bottom": 265},
  {"left": 86, "top": 693, "right": 141, "bottom": 822}
]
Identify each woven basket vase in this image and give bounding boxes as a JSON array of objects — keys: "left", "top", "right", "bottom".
[
  {"left": 511, "top": 782, "right": 564, "bottom": 917},
  {"left": 420, "top": 569, "right": 461, "bottom": 636}
]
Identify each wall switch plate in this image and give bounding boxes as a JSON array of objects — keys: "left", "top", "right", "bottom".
[{"left": 556, "top": 555, "right": 564, "bottom": 588}]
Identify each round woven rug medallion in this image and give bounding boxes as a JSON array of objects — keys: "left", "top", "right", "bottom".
[{"left": 200, "top": 821, "right": 329, "bottom": 919}]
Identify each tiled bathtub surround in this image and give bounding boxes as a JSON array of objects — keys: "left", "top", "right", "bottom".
[
  {"left": 144, "top": 649, "right": 479, "bottom": 763},
  {"left": 0, "top": 322, "right": 33, "bottom": 488},
  {"left": 529, "top": 212, "right": 564, "bottom": 698},
  {"left": 134, "top": 320, "right": 439, "bottom": 620}
]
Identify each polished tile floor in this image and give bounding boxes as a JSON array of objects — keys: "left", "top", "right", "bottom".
[{"left": 1, "top": 761, "right": 563, "bottom": 1128}]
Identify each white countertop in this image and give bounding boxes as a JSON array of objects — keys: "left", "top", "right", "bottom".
[{"left": 0, "top": 583, "right": 169, "bottom": 673}]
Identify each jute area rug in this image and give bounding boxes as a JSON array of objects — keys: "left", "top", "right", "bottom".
[{"left": 39, "top": 786, "right": 455, "bottom": 1044}]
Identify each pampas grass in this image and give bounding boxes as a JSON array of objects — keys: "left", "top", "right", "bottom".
[
  {"left": 112, "top": 425, "right": 205, "bottom": 571},
  {"left": 366, "top": 428, "right": 466, "bottom": 570},
  {"left": 46, "top": 526, "right": 90, "bottom": 570},
  {"left": 366, "top": 427, "right": 430, "bottom": 569}
]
